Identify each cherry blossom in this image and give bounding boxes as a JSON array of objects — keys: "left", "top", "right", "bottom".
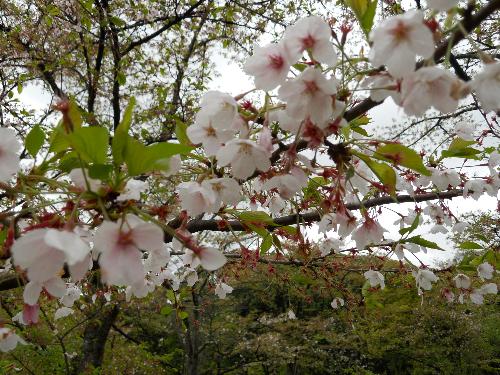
[
  {"left": 400, "top": 67, "right": 464, "bottom": 116},
  {"left": 23, "top": 277, "right": 66, "bottom": 305},
  {"left": 201, "top": 177, "right": 242, "bottom": 211},
  {"left": 196, "top": 90, "right": 238, "bottom": 128},
  {"left": 0, "top": 127, "right": 21, "bottom": 183},
  {"left": 351, "top": 218, "right": 385, "bottom": 250},
  {"left": 453, "top": 274, "right": 471, "bottom": 289},
  {"left": 469, "top": 62, "right": 500, "bottom": 112},
  {"left": 54, "top": 306, "right": 74, "bottom": 320},
  {"left": 283, "top": 15, "right": 337, "bottom": 66},
  {"left": 0, "top": 328, "right": 26, "bottom": 352},
  {"left": 454, "top": 122, "right": 475, "bottom": 140},
  {"left": 278, "top": 67, "right": 338, "bottom": 124},
  {"left": 243, "top": 43, "right": 292, "bottom": 91},
  {"left": 183, "top": 247, "right": 227, "bottom": 271},
  {"left": 470, "top": 283, "right": 498, "bottom": 305},
  {"left": 215, "top": 282, "right": 233, "bottom": 299},
  {"left": 330, "top": 297, "right": 344, "bottom": 309},
  {"left": 117, "top": 179, "right": 147, "bottom": 201},
  {"left": 216, "top": 139, "right": 271, "bottom": 179},
  {"left": 93, "top": 215, "right": 164, "bottom": 286},
  {"left": 364, "top": 269, "right": 385, "bottom": 289},
  {"left": 369, "top": 10, "right": 434, "bottom": 78},
  {"left": 186, "top": 116, "right": 236, "bottom": 156},
  {"left": 319, "top": 237, "right": 344, "bottom": 256},
  {"left": 362, "top": 73, "right": 401, "bottom": 103},
  {"left": 12, "top": 229, "right": 90, "bottom": 282},
  {"left": 413, "top": 269, "right": 438, "bottom": 293},
  {"left": 178, "top": 181, "right": 216, "bottom": 216},
  {"left": 262, "top": 168, "right": 307, "bottom": 199},
  {"left": 477, "top": 262, "right": 494, "bottom": 280},
  {"left": 431, "top": 169, "right": 461, "bottom": 191}
]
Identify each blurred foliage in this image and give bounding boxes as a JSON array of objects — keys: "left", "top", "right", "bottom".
[{"left": 1, "top": 257, "right": 498, "bottom": 374}]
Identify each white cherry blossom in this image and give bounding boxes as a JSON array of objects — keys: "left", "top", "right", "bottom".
[
  {"left": 278, "top": 67, "right": 337, "bottom": 124},
  {"left": 54, "top": 307, "right": 74, "bottom": 320},
  {"left": 453, "top": 274, "right": 471, "bottom": 289},
  {"left": 477, "top": 262, "right": 494, "bottom": 280},
  {"left": 331, "top": 297, "right": 345, "bottom": 309},
  {"left": 94, "top": 215, "right": 164, "bottom": 286},
  {"left": 0, "top": 128, "right": 21, "bottom": 183},
  {"left": 319, "top": 237, "right": 344, "bottom": 256},
  {"left": 470, "top": 283, "right": 498, "bottom": 305},
  {"left": 243, "top": 43, "right": 292, "bottom": 91},
  {"left": 202, "top": 177, "right": 242, "bottom": 211},
  {"left": 454, "top": 122, "right": 475, "bottom": 140},
  {"left": 117, "top": 179, "right": 147, "bottom": 201},
  {"left": 183, "top": 247, "right": 227, "bottom": 271},
  {"left": 369, "top": 10, "right": 434, "bottom": 78},
  {"left": 23, "top": 277, "right": 66, "bottom": 305},
  {"left": 12, "top": 229, "right": 90, "bottom": 283},
  {"left": 364, "top": 269, "right": 385, "bottom": 289},
  {"left": 215, "top": 282, "right": 233, "bottom": 299},
  {"left": 0, "top": 328, "right": 26, "bottom": 352},
  {"left": 351, "top": 218, "right": 385, "bottom": 250},
  {"left": 187, "top": 117, "right": 236, "bottom": 156},
  {"left": 431, "top": 169, "right": 461, "bottom": 191},
  {"left": 413, "top": 269, "right": 438, "bottom": 293},
  {"left": 400, "top": 67, "right": 464, "bottom": 116},
  {"left": 262, "top": 168, "right": 307, "bottom": 199},
  {"left": 469, "top": 62, "right": 500, "bottom": 112},
  {"left": 178, "top": 181, "right": 216, "bottom": 216},
  {"left": 196, "top": 91, "right": 238, "bottom": 128},
  {"left": 283, "top": 15, "right": 337, "bottom": 66},
  {"left": 216, "top": 139, "right": 271, "bottom": 179}
]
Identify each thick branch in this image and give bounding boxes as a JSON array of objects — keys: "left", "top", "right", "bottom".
[{"left": 176, "top": 190, "right": 465, "bottom": 237}]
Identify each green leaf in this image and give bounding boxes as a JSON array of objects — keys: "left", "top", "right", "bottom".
[
  {"left": 404, "top": 236, "right": 443, "bottom": 250},
  {"left": 399, "top": 213, "right": 420, "bottom": 236},
  {"left": 355, "top": 152, "right": 396, "bottom": 195},
  {"left": 178, "top": 311, "right": 189, "bottom": 320},
  {"left": 238, "top": 211, "right": 275, "bottom": 225},
  {"left": 458, "top": 241, "right": 483, "bottom": 250},
  {"left": 88, "top": 164, "right": 113, "bottom": 181},
  {"left": 441, "top": 138, "right": 481, "bottom": 160},
  {"left": 166, "top": 289, "right": 175, "bottom": 303},
  {"left": 117, "top": 71, "right": 126, "bottom": 86},
  {"left": 49, "top": 124, "right": 71, "bottom": 153},
  {"left": 260, "top": 234, "right": 273, "bottom": 255},
  {"left": 67, "top": 127, "right": 109, "bottom": 164},
  {"left": 124, "top": 139, "right": 192, "bottom": 176},
  {"left": 374, "top": 143, "right": 430, "bottom": 176},
  {"left": 58, "top": 153, "right": 80, "bottom": 172},
  {"left": 160, "top": 305, "right": 174, "bottom": 316},
  {"left": 346, "top": 0, "right": 377, "bottom": 36},
  {"left": 67, "top": 99, "right": 83, "bottom": 129},
  {"left": 112, "top": 97, "right": 135, "bottom": 165},
  {"left": 25, "top": 125, "right": 45, "bottom": 157},
  {"left": 175, "top": 119, "right": 190, "bottom": 145},
  {"left": 360, "top": 0, "right": 377, "bottom": 35}
]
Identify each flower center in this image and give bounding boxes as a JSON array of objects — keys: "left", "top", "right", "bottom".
[
  {"left": 304, "top": 80, "right": 319, "bottom": 94},
  {"left": 390, "top": 21, "right": 410, "bottom": 42},
  {"left": 268, "top": 54, "right": 284, "bottom": 70},
  {"left": 206, "top": 125, "right": 217, "bottom": 137},
  {"left": 301, "top": 34, "right": 316, "bottom": 49},
  {"left": 117, "top": 230, "right": 134, "bottom": 246}
]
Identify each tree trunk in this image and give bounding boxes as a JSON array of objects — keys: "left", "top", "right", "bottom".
[{"left": 73, "top": 304, "right": 119, "bottom": 374}]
